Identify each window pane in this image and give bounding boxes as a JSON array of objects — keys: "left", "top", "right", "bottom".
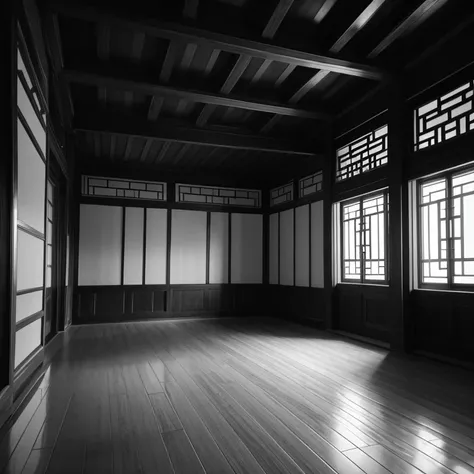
[
  {"left": 342, "top": 201, "right": 361, "bottom": 281},
  {"left": 362, "top": 194, "right": 386, "bottom": 281},
  {"left": 452, "top": 169, "right": 474, "bottom": 285},
  {"left": 420, "top": 178, "right": 448, "bottom": 284}
]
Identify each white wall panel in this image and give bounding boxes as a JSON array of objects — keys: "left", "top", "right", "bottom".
[
  {"left": 279, "top": 209, "right": 294, "bottom": 286},
  {"left": 295, "top": 205, "right": 310, "bottom": 287},
  {"left": 16, "top": 291, "right": 43, "bottom": 323},
  {"left": 231, "top": 214, "right": 262, "bottom": 284},
  {"left": 78, "top": 205, "right": 123, "bottom": 286},
  {"left": 123, "top": 207, "right": 144, "bottom": 285},
  {"left": 269, "top": 213, "right": 279, "bottom": 285},
  {"left": 17, "top": 78, "right": 46, "bottom": 155},
  {"left": 17, "top": 229, "right": 44, "bottom": 292},
  {"left": 15, "top": 319, "right": 42, "bottom": 368},
  {"left": 171, "top": 210, "right": 207, "bottom": 284},
  {"left": 145, "top": 208, "right": 168, "bottom": 285},
  {"left": 311, "top": 201, "right": 324, "bottom": 288},
  {"left": 17, "top": 119, "right": 45, "bottom": 233},
  {"left": 209, "top": 212, "right": 229, "bottom": 284}
]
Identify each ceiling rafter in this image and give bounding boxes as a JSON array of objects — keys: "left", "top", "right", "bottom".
[
  {"left": 262, "top": 0, "right": 295, "bottom": 39},
  {"left": 47, "top": 2, "right": 383, "bottom": 80},
  {"left": 62, "top": 68, "right": 330, "bottom": 120},
  {"left": 74, "top": 111, "right": 320, "bottom": 156}
]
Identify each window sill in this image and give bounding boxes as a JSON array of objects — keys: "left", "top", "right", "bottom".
[
  {"left": 414, "top": 287, "right": 474, "bottom": 295},
  {"left": 338, "top": 282, "right": 389, "bottom": 288}
]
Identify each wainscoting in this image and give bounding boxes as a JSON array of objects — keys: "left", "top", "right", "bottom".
[
  {"left": 334, "top": 284, "right": 390, "bottom": 342},
  {"left": 266, "top": 286, "right": 325, "bottom": 325},
  {"left": 74, "top": 284, "right": 266, "bottom": 323},
  {"left": 410, "top": 290, "right": 474, "bottom": 363}
]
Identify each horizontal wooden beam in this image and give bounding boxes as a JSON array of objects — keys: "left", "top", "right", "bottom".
[
  {"left": 62, "top": 68, "right": 330, "bottom": 120},
  {"left": 48, "top": 2, "right": 383, "bottom": 80},
  {"left": 73, "top": 111, "right": 320, "bottom": 156}
]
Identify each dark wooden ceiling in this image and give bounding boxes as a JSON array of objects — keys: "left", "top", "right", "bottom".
[{"left": 40, "top": 0, "right": 472, "bottom": 185}]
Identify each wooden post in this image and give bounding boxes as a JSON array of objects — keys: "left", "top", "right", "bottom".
[
  {"left": 387, "top": 77, "right": 410, "bottom": 351},
  {"left": 323, "top": 121, "right": 335, "bottom": 329}
]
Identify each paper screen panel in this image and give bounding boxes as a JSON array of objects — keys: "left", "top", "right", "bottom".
[
  {"left": 145, "top": 208, "right": 168, "bottom": 285},
  {"left": 78, "top": 205, "right": 123, "bottom": 286},
  {"left": 16, "top": 291, "right": 43, "bottom": 323},
  {"left": 311, "top": 201, "right": 324, "bottom": 288},
  {"left": 295, "top": 205, "right": 310, "bottom": 287},
  {"left": 15, "top": 319, "right": 42, "bottom": 368},
  {"left": 123, "top": 207, "right": 144, "bottom": 285},
  {"left": 279, "top": 209, "right": 294, "bottom": 286},
  {"left": 209, "top": 212, "right": 229, "bottom": 284},
  {"left": 269, "top": 213, "right": 279, "bottom": 285},
  {"left": 170, "top": 210, "right": 207, "bottom": 284},
  {"left": 231, "top": 214, "right": 263, "bottom": 284},
  {"left": 17, "top": 229, "right": 44, "bottom": 292}
]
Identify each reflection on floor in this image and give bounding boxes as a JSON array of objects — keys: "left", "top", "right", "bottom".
[{"left": 0, "top": 318, "right": 474, "bottom": 474}]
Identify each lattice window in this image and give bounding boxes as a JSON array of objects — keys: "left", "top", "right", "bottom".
[
  {"left": 418, "top": 166, "right": 474, "bottom": 288},
  {"left": 175, "top": 184, "right": 261, "bottom": 208},
  {"left": 299, "top": 171, "right": 323, "bottom": 198},
  {"left": 81, "top": 176, "right": 167, "bottom": 201},
  {"left": 414, "top": 80, "right": 474, "bottom": 151},
  {"left": 270, "top": 182, "right": 293, "bottom": 207},
  {"left": 341, "top": 191, "right": 388, "bottom": 283},
  {"left": 336, "top": 125, "right": 388, "bottom": 182}
]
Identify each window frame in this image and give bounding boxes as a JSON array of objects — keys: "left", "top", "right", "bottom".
[
  {"left": 340, "top": 189, "right": 390, "bottom": 285},
  {"left": 417, "top": 164, "right": 474, "bottom": 291}
]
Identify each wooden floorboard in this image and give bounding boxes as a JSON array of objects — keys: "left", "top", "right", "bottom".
[{"left": 1, "top": 318, "right": 473, "bottom": 474}]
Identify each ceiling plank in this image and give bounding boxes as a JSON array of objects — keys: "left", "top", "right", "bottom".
[
  {"left": 197, "top": 54, "right": 251, "bottom": 127},
  {"left": 250, "top": 59, "right": 273, "bottom": 84},
  {"left": 313, "top": 0, "right": 338, "bottom": 23},
  {"left": 148, "top": 41, "right": 178, "bottom": 120},
  {"left": 368, "top": 0, "right": 450, "bottom": 58},
  {"left": 64, "top": 68, "right": 328, "bottom": 119},
  {"left": 155, "top": 141, "right": 171, "bottom": 164},
  {"left": 204, "top": 48, "right": 221, "bottom": 75},
  {"left": 140, "top": 138, "right": 153, "bottom": 162},
  {"left": 74, "top": 111, "right": 319, "bottom": 155},
  {"left": 262, "top": 0, "right": 295, "bottom": 39},
  {"left": 123, "top": 137, "right": 134, "bottom": 161},
  {"left": 49, "top": 2, "right": 383, "bottom": 80},
  {"left": 290, "top": 0, "right": 389, "bottom": 103},
  {"left": 183, "top": 0, "right": 199, "bottom": 20}
]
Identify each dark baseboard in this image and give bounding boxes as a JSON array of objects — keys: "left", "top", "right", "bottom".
[
  {"left": 413, "top": 350, "right": 474, "bottom": 371},
  {"left": 328, "top": 329, "right": 390, "bottom": 349},
  {"left": 278, "top": 314, "right": 325, "bottom": 330}
]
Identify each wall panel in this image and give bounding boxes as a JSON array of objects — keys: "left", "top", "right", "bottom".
[
  {"left": 16, "top": 291, "right": 43, "bottom": 323},
  {"left": 17, "top": 119, "right": 45, "bottom": 233},
  {"left": 269, "top": 213, "right": 279, "bottom": 285},
  {"left": 209, "top": 212, "right": 229, "bottom": 284},
  {"left": 295, "top": 205, "right": 310, "bottom": 287},
  {"left": 17, "top": 229, "right": 44, "bottom": 292},
  {"left": 123, "top": 207, "right": 144, "bottom": 285},
  {"left": 231, "top": 214, "right": 263, "bottom": 284},
  {"left": 14, "top": 319, "right": 42, "bottom": 368},
  {"left": 78, "top": 204, "right": 123, "bottom": 286},
  {"left": 311, "top": 201, "right": 324, "bottom": 288},
  {"left": 170, "top": 210, "right": 207, "bottom": 284},
  {"left": 145, "top": 208, "right": 168, "bottom": 285},
  {"left": 279, "top": 209, "right": 294, "bottom": 286}
]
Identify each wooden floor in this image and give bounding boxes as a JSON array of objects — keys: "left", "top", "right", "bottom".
[{"left": 1, "top": 318, "right": 474, "bottom": 474}]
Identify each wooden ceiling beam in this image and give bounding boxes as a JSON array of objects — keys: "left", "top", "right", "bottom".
[
  {"left": 48, "top": 2, "right": 383, "bottom": 80},
  {"left": 73, "top": 111, "right": 319, "bottom": 156},
  {"left": 197, "top": 54, "right": 251, "bottom": 127},
  {"left": 368, "top": 0, "right": 450, "bottom": 58},
  {"left": 63, "top": 68, "right": 330, "bottom": 120},
  {"left": 262, "top": 0, "right": 295, "bottom": 39}
]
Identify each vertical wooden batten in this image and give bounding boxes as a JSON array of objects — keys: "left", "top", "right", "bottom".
[{"left": 323, "top": 121, "right": 335, "bottom": 329}]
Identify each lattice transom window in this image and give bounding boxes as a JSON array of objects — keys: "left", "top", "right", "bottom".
[
  {"left": 414, "top": 80, "right": 474, "bottom": 151},
  {"left": 299, "top": 171, "right": 322, "bottom": 198},
  {"left": 341, "top": 191, "right": 389, "bottom": 283},
  {"left": 82, "top": 176, "right": 167, "bottom": 201},
  {"left": 336, "top": 125, "right": 388, "bottom": 182},
  {"left": 176, "top": 184, "right": 261, "bottom": 208},
  {"left": 419, "top": 166, "right": 474, "bottom": 288},
  {"left": 270, "top": 182, "right": 293, "bottom": 207}
]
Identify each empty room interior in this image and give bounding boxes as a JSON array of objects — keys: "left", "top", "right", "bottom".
[{"left": 2, "top": 0, "right": 474, "bottom": 472}]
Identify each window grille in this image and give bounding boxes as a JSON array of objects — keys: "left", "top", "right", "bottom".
[
  {"left": 299, "top": 171, "right": 322, "bottom": 198},
  {"left": 341, "top": 191, "right": 389, "bottom": 283},
  {"left": 336, "top": 125, "right": 388, "bottom": 182},
  {"left": 414, "top": 80, "right": 474, "bottom": 151},
  {"left": 175, "top": 184, "right": 261, "bottom": 208},
  {"left": 270, "top": 182, "right": 293, "bottom": 207}
]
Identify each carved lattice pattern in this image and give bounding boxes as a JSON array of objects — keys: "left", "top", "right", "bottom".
[
  {"left": 175, "top": 184, "right": 261, "bottom": 208},
  {"left": 270, "top": 182, "right": 293, "bottom": 207},
  {"left": 299, "top": 171, "right": 323, "bottom": 198}
]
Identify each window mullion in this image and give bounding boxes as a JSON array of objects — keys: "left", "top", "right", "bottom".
[{"left": 447, "top": 174, "right": 455, "bottom": 289}]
